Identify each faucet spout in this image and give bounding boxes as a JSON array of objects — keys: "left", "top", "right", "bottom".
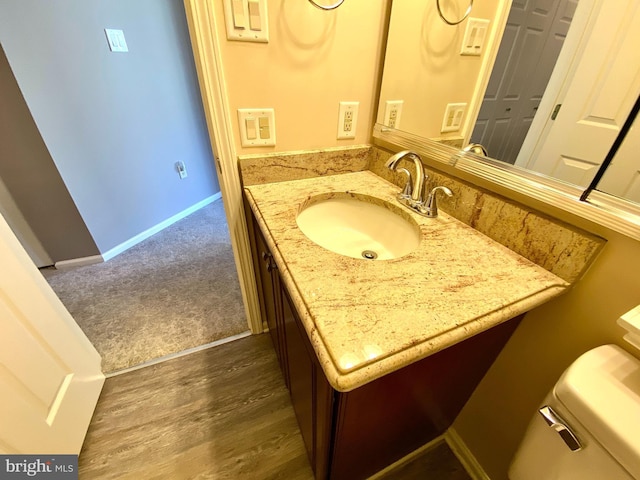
[
  {"left": 386, "top": 151, "right": 454, "bottom": 217},
  {"left": 385, "top": 150, "right": 426, "bottom": 204}
]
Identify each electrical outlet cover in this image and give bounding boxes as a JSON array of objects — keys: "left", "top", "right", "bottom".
[
  {"left": 223, "top": 0, "right": 269, "bottom": 43},
  {"left": 176, "top": 161, "right": 188, "bottom": 179},
  {"left": 383, "top": 100, "right": 404, "bottom": 129},
  {"left": 460, "top": 18, "right": 490, "bottom": 56},
  {"left": 238, "top": 108, "right": 276, "bottom": 147},
  {"left": 441, "top": 103, "right": 467, "bottom": 133},
  {"left": 337, "top": 102, "right": 359, "bottom": 139},
  {"left": 104, "top": 29, "right": 128, "bottom": 52}
]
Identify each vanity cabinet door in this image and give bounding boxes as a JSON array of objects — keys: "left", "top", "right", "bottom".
[
  {"left": 281, "top": 286, "right": 335, "bottom": 479},
  {"left": 247, "top": 208, "right": 288, "bottom": 382},
  {"left": 255, "top": 223, "right": 282, "bottom": 358},
  {"left": 282, "top": 288, "right": 315, "bottom": 464}
]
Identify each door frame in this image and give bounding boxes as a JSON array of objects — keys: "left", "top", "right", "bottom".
[{"left": 183, "top": 0, "right": 262, "bottom": 334}]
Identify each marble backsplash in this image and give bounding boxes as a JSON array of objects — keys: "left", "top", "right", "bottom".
[
  {"left": 239, "top": 145, "right": 605, "bottom": 284},
  {"left": 239, "top": 145, "right": 371, "bottom": 186}
]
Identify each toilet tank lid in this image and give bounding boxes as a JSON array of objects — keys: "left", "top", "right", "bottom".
[{"left": 555, "top": 344, "right": 640, "bottom": 479}]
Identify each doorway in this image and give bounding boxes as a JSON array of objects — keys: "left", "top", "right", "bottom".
[{"left": 0, "top": 0, "right": 249, "bottom": 374}]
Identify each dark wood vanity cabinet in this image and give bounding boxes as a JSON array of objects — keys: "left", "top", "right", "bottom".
[
  {"left": 246, "top": 207, "right": 333, "bottom": 476},
  {"left": 246, "top": 205, "right": 521, "bottom": 479},
  {"left": 249, "top": 214, "right": 287, "bottom": 380}
]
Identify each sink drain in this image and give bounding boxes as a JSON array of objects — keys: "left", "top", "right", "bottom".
[{"left": 361, "top": 250, "right": 378, "bottom": 260}]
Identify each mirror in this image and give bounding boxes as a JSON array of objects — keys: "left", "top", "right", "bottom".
[
  {"left": 375, "top": 0, "right": 640, "bottom": 205},
  {"left": 594, "top": 96, "right": 640, "bottom": 203}
]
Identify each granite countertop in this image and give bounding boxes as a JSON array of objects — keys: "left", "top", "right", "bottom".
[{"left": 245, "top": 171, "right": 569, "bottom": 391}]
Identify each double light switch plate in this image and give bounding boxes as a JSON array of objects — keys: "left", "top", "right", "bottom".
[
  {"left": 238, "top": 109, "right": 276, "bottom": 147},
  {"left": 223, "top": 0, "right": 269, "bottom": 43}
]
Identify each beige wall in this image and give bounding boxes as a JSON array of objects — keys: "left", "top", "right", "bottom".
[
  {"left": 454, "top": 225, "right": 640, "bottom": 479},
  {"left": 378, "top": 0, "right": 501, "bottom": 140},
  {"left": 214, "top": 0, "right": 390, "bottom": 155}
]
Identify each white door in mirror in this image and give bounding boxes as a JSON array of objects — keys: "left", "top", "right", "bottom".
[{"left": 520, "top": 0, "right": 640, "bottom": 187}]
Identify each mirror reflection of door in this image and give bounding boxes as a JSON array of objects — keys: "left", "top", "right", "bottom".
[
  {"left": 597, "top": 98, "right": 640, "bottom": 203},
  {"left": 523, "top": 0, "right": 640, "bottom": 187},
  {"left": 471, "top": 0, "right": 578, "bottom": 164}
]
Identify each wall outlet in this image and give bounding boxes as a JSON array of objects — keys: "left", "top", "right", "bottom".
[
  {"left": 176, "top": 161, "right": 188, "bottom": 179},
  {"left": 441, "top": 103, "right": 467, "bottom": 133},
  {"left": 383, "top": 100, "right": 403, "bottom": 129},
  {"left": 337, "top": 101, "right": 359, "bottom": 139}
]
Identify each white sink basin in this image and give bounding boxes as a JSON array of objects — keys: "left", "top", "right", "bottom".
[{"left": 296, "top": 193, "right": 421, "bottom": 260}]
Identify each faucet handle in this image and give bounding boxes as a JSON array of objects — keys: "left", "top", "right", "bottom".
[
  {"left": 424, "top": 186, "right": 453, "bottom": 218},
  {"left": 397, "top": 168, "right": 413, "bottom": 200}
]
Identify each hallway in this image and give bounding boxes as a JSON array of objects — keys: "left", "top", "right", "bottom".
[{"left": 42, "top": 200, "right": 248, "bottom": 373}]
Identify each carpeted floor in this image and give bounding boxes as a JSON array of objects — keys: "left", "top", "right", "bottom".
[{"left": 41, "top": 199, "right": 248, "bottom": 373}]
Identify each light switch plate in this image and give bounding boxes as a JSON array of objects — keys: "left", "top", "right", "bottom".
[
  {"left": 104, "top": 29, "right": 128, "bottom": 52},
  {"left": 223, "top": 0, "right": 269, "bottom": 43},
  {"left": 238, "top": 109, "right": 276, "bottom": 147},
  {"left": 441, "top": 103, "right": 467, "bottom": 133},
  {"left": 460, "top": 18, "right": 490, "bottom": 56}
]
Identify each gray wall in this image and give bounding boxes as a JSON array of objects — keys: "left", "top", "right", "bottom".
[
  {"left": 0, "top": 45, "right": 99, "bottom": 262},
  {"left": 0, "top": 0, "right": 220, "bottom": 254}
]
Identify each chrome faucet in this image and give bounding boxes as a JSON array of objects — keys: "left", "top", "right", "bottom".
[
  {"left": 385, "top": 150, "right": 426, "bottom": 207},
  {"left": 385, "top": 150, "right": 453, "bottom": 218}
]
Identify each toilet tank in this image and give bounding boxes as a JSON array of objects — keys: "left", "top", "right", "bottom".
[{"left": 509, "top": 345, "right": 640, "bottom": 480}]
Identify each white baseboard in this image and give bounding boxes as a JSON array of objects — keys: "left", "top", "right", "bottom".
[
  {"left": 53, "top": 194, "right": 221, "bottom": 268},
  {"left": 445, "top": 428, "right": 492, "bottom": 480},
  {"left": 101, "top": 193, "right": 221, "bottom": 262},
  {"left": 54, "top": 254, "right": 104, "bottom": 269}
]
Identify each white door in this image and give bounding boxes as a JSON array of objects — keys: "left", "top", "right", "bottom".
[
  {"left": 596, "top": 111, "right": 640, "bottom": 203},
  {"left": 0, "top": 212, "right": 104, "bottom": 454},
  {"left": 522, "top": 0, "right": 640, "bottom": 186}
]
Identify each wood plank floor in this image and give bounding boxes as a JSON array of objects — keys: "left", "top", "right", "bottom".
[
  {"left": 79, "top": 334, "right": 313, "bottom": 479},
  {"left": 79, "top": 333, "right": 472, "bottom": 479}
]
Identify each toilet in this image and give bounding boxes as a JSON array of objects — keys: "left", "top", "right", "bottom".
[{"left": 508, "top": 344, "right": 640, "bottom": 479}]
